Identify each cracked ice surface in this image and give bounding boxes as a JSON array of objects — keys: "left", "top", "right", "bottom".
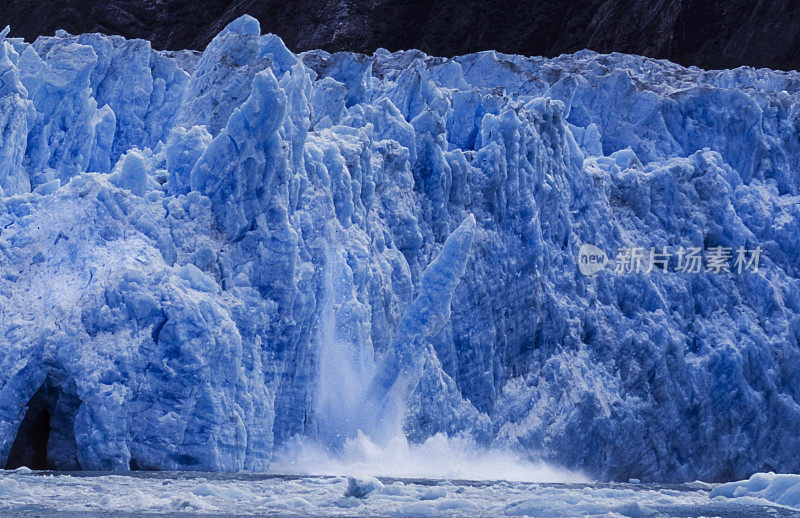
[{"left": 0, "top": 14, "right": 799, "bottom": 482}]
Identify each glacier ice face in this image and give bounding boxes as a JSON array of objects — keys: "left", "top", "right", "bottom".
[{"left": 0, "top": 15, "right": 799, "bottom": 482}]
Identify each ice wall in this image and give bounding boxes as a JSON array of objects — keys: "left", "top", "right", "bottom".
[{"left": 0, "top": 15, "right": 799, "bottom": 482}]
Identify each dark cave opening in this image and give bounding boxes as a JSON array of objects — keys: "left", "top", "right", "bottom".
[
  {"left": 4, "top": 379, "right": 81, "bottom": 471},
  {"left": 5, "top": 384, "right": 53, "bottom": 470}
]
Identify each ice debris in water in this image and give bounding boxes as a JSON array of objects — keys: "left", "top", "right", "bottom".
[
  {"left": 712, "top": 472, "right": 800, "bottom": 510},
  {"left": 344, "top": 476, "right": 383, "bottom": 498},
  {"left": 0, "top": 14, "right": 799, "bottom": 484}
]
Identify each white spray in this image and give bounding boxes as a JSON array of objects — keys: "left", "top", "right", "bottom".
[
  {"left": 272, "top": 227, "right": 586, "bottom": 483},
  {"left": 311, "top": 245, "right": 383, "bottom": 446}
]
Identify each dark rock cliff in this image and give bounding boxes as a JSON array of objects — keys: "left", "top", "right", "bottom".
[{"left": 4, "top": 1, "right": 800, "bottom": 71}]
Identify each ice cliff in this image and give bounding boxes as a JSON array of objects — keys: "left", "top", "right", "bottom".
[{"left": 0, "top": 15, "right": 799, "bottom": 483}]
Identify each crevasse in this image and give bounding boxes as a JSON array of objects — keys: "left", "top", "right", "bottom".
[{"left": 0, "top": 14, "right": 799, "bottom": 482}]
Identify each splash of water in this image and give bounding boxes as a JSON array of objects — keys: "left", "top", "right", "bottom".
[
  {"left": 311, "top": 245, "right": 380, "bottom": 446},
  {"left": 271, "top": 432, "right": 588, "bottom": 483},
  {"left": 276, "top": 243, "right": 586, "bottom": 483}
]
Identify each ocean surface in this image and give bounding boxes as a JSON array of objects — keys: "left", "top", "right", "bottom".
[{"left": 0, "top": 470, "right": 798, "bottom": 517}]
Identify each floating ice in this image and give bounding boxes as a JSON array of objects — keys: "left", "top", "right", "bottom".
[
  {"left": 711, "top": 472, "right": 800, "bottom": 510},
  {"left": 344, "top": 475, "right": 383, "bottom": 498},
  {"left": 0, "top": 469, "right": 791, "bottom": 516}
]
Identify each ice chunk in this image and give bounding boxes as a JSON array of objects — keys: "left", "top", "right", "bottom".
[
  {"left": 0, "top": 33, "right": 33, "bottom": 195},
  {"left": 164, "top": 125, "right": 212, "bottom": 195},
  {"left": 344, "top": 476, "right": 383, "bottom": 498},
  {"left": 371, "top": 214, "right": 477, "bottom": 400},
  {"left": 176, "top": 263, "right": 219, "bottom": 294},
  {"left": 109, "top": 149, "right": 156, "bottom": 195},
  {"left": 176, "top": 15, "right": 265, "bottom": 135},
  {"left": 711, "top": 472, "right": 800, "bottom": 510},
  {"left": 189, "top": 68, "right": 287, "bottom": 238}
]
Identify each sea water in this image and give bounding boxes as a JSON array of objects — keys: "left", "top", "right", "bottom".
[{"left": 0, "top": 470, "right": 796, "bottom": 517}]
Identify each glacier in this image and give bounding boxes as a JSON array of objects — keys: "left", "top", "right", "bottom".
[{"left": 0, "top": 14, "right": 799, "bottom": 483}]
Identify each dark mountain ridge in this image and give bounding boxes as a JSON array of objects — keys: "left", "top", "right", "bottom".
[{"left": 4, "top": 1, "right": 800, "bottom": 72}]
